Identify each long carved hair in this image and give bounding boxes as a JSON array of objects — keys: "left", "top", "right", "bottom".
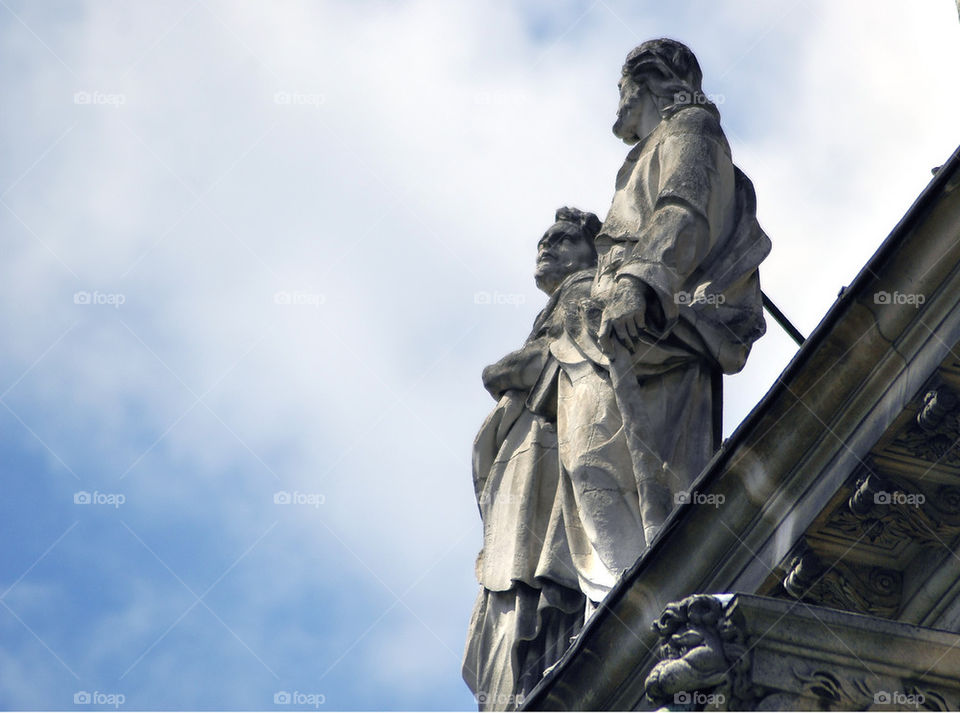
[
  {"left": 622, "top": 38, "right": 720, "bottom": 120},
  {"left": 554, "top": 206, "right": 600, "bottom": 263}
]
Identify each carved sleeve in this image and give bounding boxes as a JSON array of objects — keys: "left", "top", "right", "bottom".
[
  {"left": 481, "top": 337, "right": 551, "bottom": 399},
  {"left": 617, "top": 111, "right": 735, "bottom": 335}
]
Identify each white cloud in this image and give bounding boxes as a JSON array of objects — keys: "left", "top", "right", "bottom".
[{"left": 1, "top": 0, "right": 958, "bottom": 708}]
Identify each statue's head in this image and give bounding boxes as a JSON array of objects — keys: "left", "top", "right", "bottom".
[
  {"left": 644, "top": 595, "right": 747, "bottom": 705},
  {"left": 614, "top": 38, "right": 716, "bottom": 144},
  {"left": 534, "top": 207, "right": 599, "bottom": 295}
]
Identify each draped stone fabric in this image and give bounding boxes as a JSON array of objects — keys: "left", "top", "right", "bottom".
[
  {"left": 471, "top": 270, "right": 596, "bottom": 593},
  {"left": 463, "top": 583, "right": 583, "bottom": 711},
  {"left": 462, "top": 41, "right": 771, "bottom": 704},
  {"left": 462, "top": 271, "right": 593, "bottom": 710},
  {"left": 595, "top": 103, "right": 769, "bottom": 373},
  {"left": 552, "top": 103, "right": 770, "bottom": 601},
  {"left": 471, "top": 396, "right": 576, "bottom": 593},
  {"left": 552, "top": 336, "right": 715, "bottom": 602}
]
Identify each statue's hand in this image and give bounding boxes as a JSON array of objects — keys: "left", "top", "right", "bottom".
[
  {"left": 599, "top": 276, "right": 647, "bottom": 355},
  {"left": 481, "top": 338, "right": 549, "bottom": 397}
]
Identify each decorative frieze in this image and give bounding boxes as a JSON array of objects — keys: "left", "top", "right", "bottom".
[
  {"left": 781, "top": 546, "right": 900, "bottom": 618},
  {"left": 640, "top": 595, "right": 960, "bottom": 711},
  {"left": 845, "top": 472, "right": 960, "bottom": 548},
  {"left": 889, "top": 386, "right": 960, "bottom": 467}
]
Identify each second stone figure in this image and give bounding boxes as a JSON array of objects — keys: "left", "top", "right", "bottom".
[{"left": 464, "top": 37, "right": 770, "bottom": 711}]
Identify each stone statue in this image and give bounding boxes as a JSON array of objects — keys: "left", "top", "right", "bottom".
[
  {"left": 464, "top": 38, "right": 770, "bottom": 708},
  {"left": 463, "top": 208, "right": 600, "bottom": 710},
  {"left": 550, "top": 38, "right": 770, "bottom": 605}
]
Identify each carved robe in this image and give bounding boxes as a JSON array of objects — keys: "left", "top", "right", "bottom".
[
  {"left": 554, "top": 103, "right": 770, "bottom": 602},
  {"left": 463, "top": 271, "right": 592, "bottom": 710}
]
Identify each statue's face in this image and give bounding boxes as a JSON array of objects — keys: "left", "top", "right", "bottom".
[
  {"left": 613, "top": 74, "right": 659, "bottom": 144},
  {"left": 535, "top": 222, "right": 595, "bottom": 294}
]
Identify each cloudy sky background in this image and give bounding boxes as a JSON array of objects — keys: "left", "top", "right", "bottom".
[{"left": 0, "top": 0, "right": 958, "bottom": 710}]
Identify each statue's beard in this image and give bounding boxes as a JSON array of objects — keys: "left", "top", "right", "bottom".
[
  {"left": 612, "top": 114, "right": 641, "bottom": 144},
  {"left": 614, "top": 94, "right": 664, "bottom": 144}
]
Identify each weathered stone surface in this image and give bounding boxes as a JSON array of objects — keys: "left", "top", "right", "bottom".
[
  {"left": 641, "top": 594, "right": 960, "bottom": 711},
  {"left": 521, "top": 144, "right": 960, "bottom": 711},
  {"left": 539, "top": 37, "right": 770, "bottom": 603},
  {"left": 781, "top": 545, "right": 901, "bottom": 618},
  {"left": 644, "top": 594, "right": 750, "bottom": 709},
  {"left": 467, "top": 38, "right": 773, "bottom": 710},
  {"left": 463, "top": 208, "right": 598, "bottom": 711}
]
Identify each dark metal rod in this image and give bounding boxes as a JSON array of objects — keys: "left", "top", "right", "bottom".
[{"left": 762, "top": 291, "right": 805, "bottom": 347}]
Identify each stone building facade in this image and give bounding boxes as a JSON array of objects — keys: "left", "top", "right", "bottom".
[{"left": 521, "top": 144, "right": 960, "bottom": 711}]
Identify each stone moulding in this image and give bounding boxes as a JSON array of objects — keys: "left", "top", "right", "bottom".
[
  {"left": 781, "top": 546, "right": 901, "bottom": 618},
  {"left": 890, "top": 385, "right": 960, "bottom": 467},
  {"left": 521, "top": 143, "right": 960, "bottom": 712},
  {"left": 846, "top": 470, "right": 960, "bottom": 548},
  {"left": 640, "top": 594, "right": 960, "bottom": 711}
]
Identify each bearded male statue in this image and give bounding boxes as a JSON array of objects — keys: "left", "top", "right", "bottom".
[
  {"left": 463, "top": 208, "right": 601, "bottom": 710},
  {"left": 550, "top": 38, "right": 771, "bottom": 607},
  {"left": 464, "top": 38, "right": 771, "bottom": 709}
]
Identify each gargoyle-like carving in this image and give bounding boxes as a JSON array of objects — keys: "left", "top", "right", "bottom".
[
  {"left": 846, "top": 472, "right": 960, "bottom": 548},
  {"left": 644, "top": 594, "right": 752, "bottom": 710},
  {"left": 782, "top": 547, "right": 900, "bottom": 618}
]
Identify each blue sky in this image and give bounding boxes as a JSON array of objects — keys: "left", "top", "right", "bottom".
[{"left": 0, "top": 0, "right": 958, "bottom": 710}]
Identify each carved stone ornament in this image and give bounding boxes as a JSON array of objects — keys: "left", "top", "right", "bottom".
[
  {"left": 781, "top": 670, "right": 955, "bottom": 712},
  {"left": 845, "top": 471, "right": 960, "bottom": 548},
  {"left": 890, "top": 386, "right": 960, "bottom": 467},
  {"left": 643, "top": 594, "right": 755, "bottom": 710},
  {"left": 782, "top": 546, "right": 900, "bottom": 618},
  {"left": 791, "top": 667, "right": 874, "bottom": 710},
  {"left": 900, "top": 681, "right": 952, "bottom": 711},
  {"left": 467, "top": 38, "right": 772, "bottom": 710}
]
